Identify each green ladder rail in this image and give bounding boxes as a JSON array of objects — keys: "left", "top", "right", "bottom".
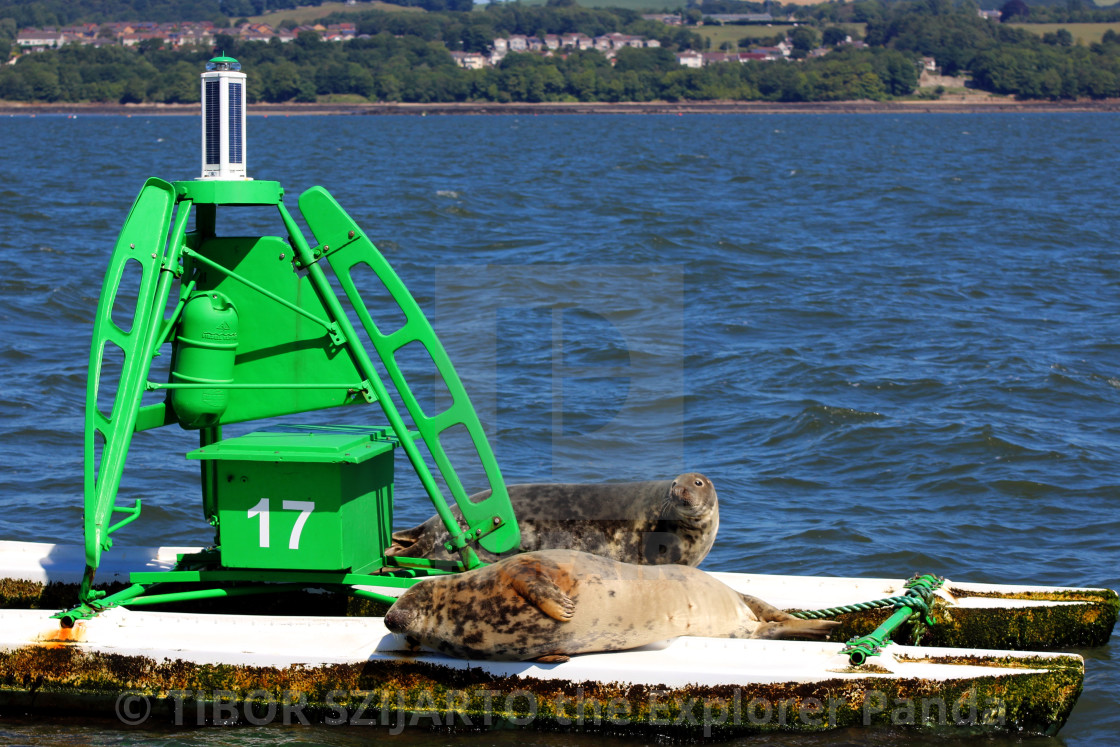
[
  {"left": 73, "top": 179, "right": 519, "bottom": 615},
  {"left": 293, "top": 187, "right": 517, "bottom": 560},
  {"left": 82, "top": 177, "right": 177, "bottom": 603}
]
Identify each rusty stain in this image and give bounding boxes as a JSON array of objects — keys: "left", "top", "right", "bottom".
[{"left": 35, "top": 622, "right": 86, "bottom": 648}]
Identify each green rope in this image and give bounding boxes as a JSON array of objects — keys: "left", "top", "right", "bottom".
[
  {"left": 791, "top": 595, "right": 918, "bottom": 620},
  {"left": 790, "top": 573, "right": 945, "bottom": 621}
]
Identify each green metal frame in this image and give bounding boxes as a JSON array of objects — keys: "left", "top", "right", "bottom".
[
  {"left": 838, "top": 574, "right": 944, "bottom": 666},
  {"left": 61, "top": 178, "right": 519, "bottom": 624}
]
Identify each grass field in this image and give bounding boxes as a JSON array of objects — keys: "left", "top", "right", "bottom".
[
  {"left": 246, "top": 1, "right": 422, "bottom": 24},
  {"left": 695, "top": 24, "right": 793, "bottom": 50},
  {"left": 1007, "top": 22, "right": 1120, "bottom": 43},
  {"left": 694, "top": 22, "right": 864, "bottom": 50}
]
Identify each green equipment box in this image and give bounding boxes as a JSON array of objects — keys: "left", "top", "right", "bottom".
[{"left": 187, "top": 426, "right": 395, "bottom": 574}]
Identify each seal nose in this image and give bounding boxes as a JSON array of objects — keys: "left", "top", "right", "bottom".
[
  {"left": 384, "top": 603, "right": 416, "bottom": 633},
  {"left": 671, "top": 480, "right": 691, "bottom": 504}
]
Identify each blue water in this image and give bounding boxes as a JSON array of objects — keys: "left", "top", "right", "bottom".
[{"left": 0, "top": 111, "right": 1117, "bottom": 745}]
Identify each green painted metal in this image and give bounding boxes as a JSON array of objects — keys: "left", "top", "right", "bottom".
[
  {"left": 188, "top": 428, "right": 396, "bottom": 573},
  {"left": 171, "top": 235, "right": 367, "bottom": 425},
  {"left": 347, "top": 587, "right": 400, "bottom": 606},
  {"left": 127, "top": 569, "right": 442, "bottom": 587},
  {"left": 275, "top": 200, "right": 488, "bottom": 571},
  {"left": 299, "top": 187, "right": 519, "bottom": 557},
  {"left": 123, "top": 584, "right": 307, "bottom": 606},
  {"left": 175, "top": 179, "right": 281, "bottom": 205},
  {"left": 839, "top": 574, "right": 944, "bottom": 666},
  {"left": 68, "top": 173, "right": 520, "bottom": 621},
  {"left": 82, "top": 177, "right": 176, "bottom": 603}
]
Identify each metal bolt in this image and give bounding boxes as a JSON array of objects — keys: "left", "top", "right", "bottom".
[
  {"left": 348, "top": 230, "right": 355, "bottom": 239},
  {"left": 129, "top": 243, "right": 135, "bottom": 249},
  {"left": 493, "top": 517, "right": 501, "bottom": 525},
  {"left": 324, "top": 245, "right": 329, "bottom": 252},
  {"left": 279, "top": 253, "right": 285, "bottom": 260}
]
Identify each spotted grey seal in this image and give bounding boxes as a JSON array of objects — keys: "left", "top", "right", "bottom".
[
  {"left": 383, "top": 549, "right": 839, "bottom": 662},
  {"left": 386, "top": 473, "right": 719, "bottom": 566}
]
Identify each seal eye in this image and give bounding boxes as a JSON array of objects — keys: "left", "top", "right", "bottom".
[{"left": 694, "top": 479, "right": 703, "bottom": 487}]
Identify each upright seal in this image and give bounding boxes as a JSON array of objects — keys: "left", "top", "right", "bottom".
[{"left": 386, "top": 473, "right": 719, "bottom": 566}]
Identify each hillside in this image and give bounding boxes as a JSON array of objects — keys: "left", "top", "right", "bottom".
[
  {"left": 247, "top": 1, "right": 423, "bottom": 24},
  {"left": 7, "top": 0, "right": 1120, "bottom": 105}
]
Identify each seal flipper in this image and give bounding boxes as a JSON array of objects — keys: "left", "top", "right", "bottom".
[
  {"left": 386, "top": 524, "right": 426, "bottom": 557},
  {"left": 739, "top": 593, "right": 799, "bottom": 623},
  {"left": 499, "top": 557, "right": 577, "bottom": 622},
  {"left": 534, "top": 654, "right": 571, "bottom": 663},
  {"left": 752, "top": 618, "right": 840, "bottom": 640},
  {"left": 735, "top": 593, "right": 839, "bottom": 640}
]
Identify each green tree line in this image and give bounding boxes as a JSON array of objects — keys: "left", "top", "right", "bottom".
[
  {"left": 3, "top": 0, "right": 1120, "bottom": 104},
  {"left": 0, "top": 29, "right": 920, "bottom": 103}
]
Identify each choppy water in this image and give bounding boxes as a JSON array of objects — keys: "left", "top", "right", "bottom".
[{"left": 0, "top": 111, "right": 1118, "bottom": 745}]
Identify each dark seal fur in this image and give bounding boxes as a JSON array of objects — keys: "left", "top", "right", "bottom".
[
  {"left": 383, "top": 549, "right": 839, "bottom": 662},
  {"left": 386, "top": 473, "right": 719, "bottom": 566}
]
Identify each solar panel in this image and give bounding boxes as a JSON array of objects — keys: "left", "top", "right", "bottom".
[
  {"left": 228, "top": 82, "right": 243, "bottom": 165},
  {"left": 204, "top": 80, "right": 220, "bottom": 165}
]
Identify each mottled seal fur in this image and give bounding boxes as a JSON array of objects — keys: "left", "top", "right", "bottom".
[
  {"left": 386, "top": 473, "right": 719, "bottom": 566},
  {"left": 383, "top": 549, "right": 839, "bottom": 662}
]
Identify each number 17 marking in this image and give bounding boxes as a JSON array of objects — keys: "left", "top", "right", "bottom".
[{"left": 246, "top": 498, "right": 315, "bottom": 550}]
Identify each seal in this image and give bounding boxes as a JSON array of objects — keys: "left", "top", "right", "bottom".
[
  {"left": 386, "top": 473, "right": 719, "bottom": 566},
  {"left": 383, "top": 549, "right": 839, "bottom": 662}
]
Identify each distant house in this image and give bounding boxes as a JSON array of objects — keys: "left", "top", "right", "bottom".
[
  {"left": 17, "top": 29, "right": 66, "bottom": 50},
  {"left": 121, "top": 31, "right": 171, "bottom": 47},
  {"left": 508, "top": 34, "right": 528, "bottom": 52},
  {"left": 750, "top": 46, "right": 784, "bottom": 60},
  {"left": 450, "top": 51, "right": 488, "bottom": 69},
  {"left": 677, "top": 50, "right": 703, "bottom": 68},
  {"left": 751, "top": 41, "right": 791, "bottom": 59},
  {"left": 611, "top": 33, "right": 644, "bottom": 49},
  {"left": 241, "top": 29, "right": 274, "bottom": 43},
  {"left": 569, "top": 33, "right": 593, "bottom": 50}
]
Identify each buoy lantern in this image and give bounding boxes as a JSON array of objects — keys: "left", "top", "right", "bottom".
[{"left": 200, "top": 55, "right": 247, "bottom": 180}]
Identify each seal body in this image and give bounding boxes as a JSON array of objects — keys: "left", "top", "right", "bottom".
[
  {"left": 386, "top": 473, "right": 719, "bottom": 566},
  {"left": 383, "top": 549, "right": 838, "bottom": 662}
]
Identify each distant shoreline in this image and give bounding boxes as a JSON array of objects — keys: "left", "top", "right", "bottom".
[{"left": 4, "top": 99, "right": 1120, "bottom": 116}]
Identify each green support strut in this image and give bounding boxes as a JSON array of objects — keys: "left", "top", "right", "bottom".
[{"left": 840, "top": 574, "right": 944, "bottom": 666}]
